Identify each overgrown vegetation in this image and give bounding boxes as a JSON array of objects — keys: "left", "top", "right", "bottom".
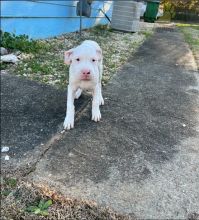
[
  {"left": 160, "top": 0, "right": 199, "bottom": 21},
  {"left": 0, "top": 30, "right": 47, "bottom": 53},
  {"left": 162, "top": 0, "right": 199, "bottom": 14},
  {"left": 1, "top": 25, "right": 151, "bottom": 89}
]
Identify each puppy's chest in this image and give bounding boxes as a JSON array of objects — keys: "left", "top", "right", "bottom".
[{"left": 79, "top": 81, "right": 95, "bottom": 91}]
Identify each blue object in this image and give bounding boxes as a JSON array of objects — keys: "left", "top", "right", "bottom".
[{"left": 1, "top": 0, "right": 112, "bottom": 39}]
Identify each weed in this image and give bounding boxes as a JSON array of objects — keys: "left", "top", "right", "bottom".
[
  {"left": 1, "top": 190, "right": 11, "bottom": 196},
  {"left": 26, "top": 60, "right": 51, "bottom": 74},
  {"left": 139, "top": 30, "right": 153, "bottom": 38},
  {"left": 1, "top": 177, "right": 17, "bottom": 197},
  {"left": 0, "top": 30, "right": 47, "bottom": 53},
  {"left": 0, "top": 62, "right": 11, "bottom": 70},
  {"left": 5, "top": 178, "right": 17, "bottom": 188},
  {"left": 91, "top": 24, "right": 111, "bottom": 36},
  {"left": 25, "top": 199, "right": 52, "bottom": 216}
]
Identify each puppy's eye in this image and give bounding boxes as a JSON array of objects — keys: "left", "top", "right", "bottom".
[
  {"left": 92, "top": 59, "right": 96, "bottom": 62},
  {"left": 76, "top": 58, "right": 80, "bottom": 61}
]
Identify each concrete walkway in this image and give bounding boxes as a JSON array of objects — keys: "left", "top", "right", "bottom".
[
  {"left": 1, "top": 74, "right": 89, "bottom": 175},
  {"left": 2, "top": 27, "right": 199, "bottom": 219}
]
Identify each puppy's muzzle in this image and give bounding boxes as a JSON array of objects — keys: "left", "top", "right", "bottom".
[{"left": 81, "top": 69, "right": 91, "bottom": 80}]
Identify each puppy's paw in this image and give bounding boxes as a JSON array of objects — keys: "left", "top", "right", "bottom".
[
  {"left": 99, "top": 96, "right": 104, "bottom": 106},
  {"left": 92, "top": 110, "right": 101, "bottom": 122},
  {"left": 75, "top": 88, "right": 82, "bottom": 99},
  {"left": 63, "top": 117, "right": 74, "bottom": 130}
]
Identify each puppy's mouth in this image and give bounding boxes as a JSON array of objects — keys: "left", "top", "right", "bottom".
[
  {"left": 81, "top": 78, "right": 91, "bottom": 81},
  {"left": 81, "top": 76, "right": 91, "bottom": 81}
]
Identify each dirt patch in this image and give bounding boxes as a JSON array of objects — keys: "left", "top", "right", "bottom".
[{"left": 1, "top": 180, "right": 135, "bottom": 220}]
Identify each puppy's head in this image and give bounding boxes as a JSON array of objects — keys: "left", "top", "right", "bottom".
[{"left": 64, "top": 44, "right": 102, "bottom": 83}]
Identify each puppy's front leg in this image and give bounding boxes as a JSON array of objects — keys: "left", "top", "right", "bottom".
[
  {"left": 63, "top": 85, "right": 75, "bottom": 130},
  {"left": 99, "top": 83, "right": 104, "bottom": 106},
  {"left": 92, "top": 85, "right": 101, "bottom": 122}
]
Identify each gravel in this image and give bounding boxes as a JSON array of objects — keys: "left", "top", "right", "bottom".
[{"left": 4, "top": 25, "right": 152, "bottom": 89}]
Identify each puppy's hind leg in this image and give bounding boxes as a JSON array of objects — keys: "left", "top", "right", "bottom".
[{"left": 75, "top": 88, "right": 82, "bottom": 99}]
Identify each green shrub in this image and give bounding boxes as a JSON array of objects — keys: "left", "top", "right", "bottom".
[{"left": 0, "top": 30, "right": 46, "bottom": 53}]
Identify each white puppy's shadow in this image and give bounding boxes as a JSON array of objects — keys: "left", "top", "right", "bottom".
[{"left": 74, "top": 91, "right": 92, "bottom": 115}]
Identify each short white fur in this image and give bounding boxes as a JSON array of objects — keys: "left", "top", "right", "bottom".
[{"left": 63, "top": 40, "right": 104, "bottom": 130}]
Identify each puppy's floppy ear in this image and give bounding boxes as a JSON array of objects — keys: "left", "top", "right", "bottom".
[
  {"left": 96, "top": 49, "right": 102, "bottom": 61},
  {"left": 64, "top": 49, "right": 73, "bottom": 65}
]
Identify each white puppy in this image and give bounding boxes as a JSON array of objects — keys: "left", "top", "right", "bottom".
[{"left": 63, "top": 40, "right": 104, "bottom": 130}]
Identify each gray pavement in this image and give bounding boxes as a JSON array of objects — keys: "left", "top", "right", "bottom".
[
  {"left": 1, "top": 74, "right": 89, "bottom": 175},
  {"left": 1, "top": 27, "right": 199, "bottom": 219}
]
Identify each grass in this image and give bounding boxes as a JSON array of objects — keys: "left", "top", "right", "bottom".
[
  {"left": 1, "top": 25, "right": 153, "bottom": 89},
  {"left": 139, "top": 30, "right": 154, "bottom": 38},
  {"left": 176, "top": 23, "right": 199, "bottom": 45},
  {"left": 177, "top": 23, "right": 199, "bottom": 68},
  {"left": 176, "top": 23, "right": 199, "bottom": 28}
]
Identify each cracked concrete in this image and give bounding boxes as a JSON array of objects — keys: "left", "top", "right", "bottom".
[
  {"left": 1, "top": 74, "right": 90, "bottom": 176},
  {"left": 1, "top": 27, "right": 199, "bottom": 219},
  {"left": 29, "top": 28, "right": 199, "bottom": 218}
]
